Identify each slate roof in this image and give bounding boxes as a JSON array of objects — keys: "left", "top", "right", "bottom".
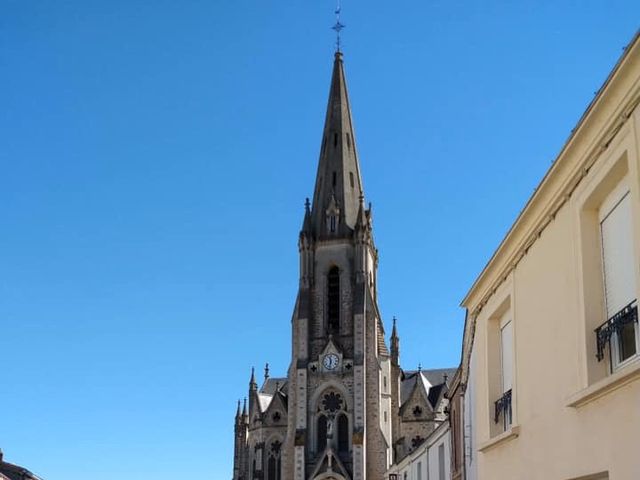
[
  {"left": 400, "top": 368, "right": 457, "bottom": 407},
  {"left": 377, "top": 320, "right": 389, "bottom": 356},
  {"left": 0, "top": 459, "right": 43, "bottom": 480},
  {"left": 257, "top": 377, "right": 288, "bottom": 412},
  {"left": 261, "top": 378, "right": 288, "bottom": 395},
  {"left": 258, "top": 393, "right": 273, "bottom": 412}
]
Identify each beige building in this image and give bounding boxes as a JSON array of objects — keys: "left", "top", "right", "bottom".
[
  {"left": 457, "top": 31, "right": 640, "bottom": 480},
  {"left": 385, "top": 421, "right": 451, "bottom": 480}
]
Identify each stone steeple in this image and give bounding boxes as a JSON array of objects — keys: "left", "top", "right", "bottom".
[
  {"left": 232, "top": 45, "right": 458, "bottom": 480},
  {"left": 310, "top": 51, "right": 364, "bottom": 237},
  {"left": 234, "top": 51, "right": 397, "bottom": 480}
]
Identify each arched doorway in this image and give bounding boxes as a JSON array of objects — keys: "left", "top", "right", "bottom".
[{"left": 314, "top": 474, "right": 347, "bottom": 480}]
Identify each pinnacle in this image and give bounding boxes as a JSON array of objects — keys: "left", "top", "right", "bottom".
[{"left": 249, "top": 366, "right": 257, "bottom": 389}]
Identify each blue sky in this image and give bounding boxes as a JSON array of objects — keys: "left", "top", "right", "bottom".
[{"left": 1, "top": 1, "right": 638, "bottom": 478}]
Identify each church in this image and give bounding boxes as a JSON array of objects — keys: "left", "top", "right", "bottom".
[{"left": 231, "top": 50, "right": 455, "bottom": 480}]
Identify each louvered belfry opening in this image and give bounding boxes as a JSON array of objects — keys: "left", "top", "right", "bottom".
[{"left": 327, "top": 267, "right": 340, "bottom": 333}]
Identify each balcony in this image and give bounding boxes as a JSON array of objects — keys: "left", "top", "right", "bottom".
[
  {"left": 595, "top": 300, "right": 638, "bottom": 364},
  {"left": 494, "top": 389, "right": 512, "bottom": 431}
]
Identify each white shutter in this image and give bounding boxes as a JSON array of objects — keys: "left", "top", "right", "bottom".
[
  {"left": 600, "top": 192, "right": 636, "bottom": 318},
  {"left": 500, "top": 320, "right": 513, "bottom": 393}
]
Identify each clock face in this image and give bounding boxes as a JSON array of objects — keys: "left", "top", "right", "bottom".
[{"left": 323, "top": 353, "right": 339, "bottom": 370}]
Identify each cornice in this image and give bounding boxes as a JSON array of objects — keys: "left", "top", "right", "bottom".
[{"left": 461, "top": 31, "right": 640, "bottom": 318}]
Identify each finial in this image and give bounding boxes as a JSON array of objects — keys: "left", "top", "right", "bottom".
[
  {"left": 418, "top": 363, "right": 422, "bottom": 372},
  {"left": 305, "top": 197, "right": 311, "bottom": 212},
  {"left": 242, "top": 397, "right": 247, "bottom": 416},
  {"left": 264, "top": 362, "right": 270, "bottom": 381},
  {"left": 236, "top": 399, "right": 241, "bottom": 417},
  {"left": 250, "top": 366, "right": 256, "bottom": 386},
  {"left": 332, "top": 1, "right": 345, "bottom": 53},
  {"left": 393, "top": 316, "right": 397, "bottom": 327}
]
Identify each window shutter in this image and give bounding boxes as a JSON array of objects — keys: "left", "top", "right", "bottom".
[
  {"left": 438, "top": 443, "right": 446, "bottom": 480},
  {"left": 500, "top": 321, "right": 513, "bottom": 393},
  {"left": 601, "top": 192, "right": 636, "bottom": 317}
]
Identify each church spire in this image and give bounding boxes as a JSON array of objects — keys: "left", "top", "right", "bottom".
[
  {"left": 391, "top": 316, "right": 400, "bottom": 365},
  {"left": 310, "top": 51, "right": 365, "bottom": 237}
]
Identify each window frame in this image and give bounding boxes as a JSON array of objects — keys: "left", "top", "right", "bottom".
[
  {"left": 598, "top": 185, "right": 639, "bottom": 371},
  {"left": 573, "top": 141, "right": 640, "bottom": 388},
  {"left": 481, "top": 275, "right": 517, "bottom": 439}
]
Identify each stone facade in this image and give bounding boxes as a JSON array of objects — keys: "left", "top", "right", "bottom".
[{"left": 232, "top": 51, "right": 455, "bottom": 480}]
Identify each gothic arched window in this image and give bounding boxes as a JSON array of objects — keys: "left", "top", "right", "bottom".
[
  {"left": 327, "top": 267, "right": 340, "bottom": 332},
  {"left": 317, "top": 414, "right": 328, "bottom": 452},
  {"left": 337, "top": 413, "right": 349, "bottom": 453},
  {"left": 267, "top": 457, "right": 276, "bottom": 480},
  {"left": 266, "top": 440, "right": 281, "bottom": 480}
]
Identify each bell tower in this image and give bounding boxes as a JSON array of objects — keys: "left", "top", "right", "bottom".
[{"left": 282, "top": 51, "right": 393, "bottom": 480}]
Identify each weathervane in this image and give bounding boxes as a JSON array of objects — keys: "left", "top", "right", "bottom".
[{"left": 332, "top": 1, "right": 345, "bottom": 52}]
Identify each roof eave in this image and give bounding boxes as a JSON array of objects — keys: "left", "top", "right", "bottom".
[{"left": 461, "top": 29, "right": 640, "bottom": 311}]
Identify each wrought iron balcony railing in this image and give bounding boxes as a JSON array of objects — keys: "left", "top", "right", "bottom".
[
  {"left": 494, "top": 389, "right": 512, "bottom": 430},
  {"left": 595, "top": 300, "right": 638, "bottom": 362}
]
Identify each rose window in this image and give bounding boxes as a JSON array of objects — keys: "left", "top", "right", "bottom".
[{"left": 321, "top": 391, "right": 343, "bottom": 413}]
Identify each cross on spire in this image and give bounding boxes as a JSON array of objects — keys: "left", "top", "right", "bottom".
[{"left": 332, "top": 1, "right": 345, "bottom": 52}]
